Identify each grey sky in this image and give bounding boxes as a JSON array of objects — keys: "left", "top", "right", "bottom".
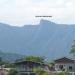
[{"left": 0, "top": 0, "right": 75, "bottom": 26}]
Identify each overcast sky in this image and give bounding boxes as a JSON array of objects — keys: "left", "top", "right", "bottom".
[{"left": 0, "top": 0, "right": 75, "bottom": 26}]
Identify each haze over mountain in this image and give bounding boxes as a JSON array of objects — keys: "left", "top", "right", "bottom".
[{"left": 0, "top": 19, "right": 75, "bottom": 60}]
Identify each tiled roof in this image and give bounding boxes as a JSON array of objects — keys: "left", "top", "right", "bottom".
[{"left": 54, "top": 57, "right": 75, "bottom": 63}]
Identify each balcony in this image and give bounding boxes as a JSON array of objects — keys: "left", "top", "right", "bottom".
[{"left": 16, "top": 66, "right": 33, "bottom": 72}]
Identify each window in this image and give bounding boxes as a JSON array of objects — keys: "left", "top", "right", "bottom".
[
  {"left": 59, "top": 65, "right": 63, "bottom": 70},
  {"left": 69, "top": 66, "right": 72, "bottom": 71},
  {"left": 55, "top": 65, "right": 58, "bottom": 68}
]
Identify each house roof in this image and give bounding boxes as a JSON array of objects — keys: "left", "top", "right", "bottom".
[
  {"left": 54, "top": 57, "right": 75, "bottom": 63},
  {"left": 15, "top": 60, "right": 46, "bottom": 66}
]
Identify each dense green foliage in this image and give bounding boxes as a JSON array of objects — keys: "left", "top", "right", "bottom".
[
  {"left": 0, "top": 57, "right": 15, "bottom": 68},
  {"left": 23, "top": 56, "right": 45, "bottom": 63},
  {"left": 9, "top": 69, "right": 18, "bottom": 75},
  {"left": 33, "top": 67, "right": 49, "bottom": 75},
  {"left": 0, "top": 57, "right": 5, "bottom": 65},
  {"left": 70, "top": 40, "right": 75, "bottom": 55},
  {"left": 4, "top": 63, "right": 15, "bottom": 68}
]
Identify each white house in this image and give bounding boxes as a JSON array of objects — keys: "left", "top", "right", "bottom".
[{"left": 54, "top": 57, "right": 75, "bottom": 72}]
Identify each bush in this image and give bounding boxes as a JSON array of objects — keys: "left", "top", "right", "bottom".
[
  {"left": 9, "top": 69, "right": 18, "bottom": 75},
  {"left": 33, "top": 67, "right": 49, "bottom": 75}
]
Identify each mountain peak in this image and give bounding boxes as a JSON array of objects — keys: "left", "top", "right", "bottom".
[{"left": 40, "top": 19, "right": 55, "bottom": 25}]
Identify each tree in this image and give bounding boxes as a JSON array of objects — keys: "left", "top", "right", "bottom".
[
  {"left": 0, "top": 57, "right": 2, "bottom": 62},
  {"left": 70, "top": 40, "right": 75, "bottom": 55},
  {"left": 0, "top": 57, "right": 7, "bottom": 65},
  {"left": 9, "top": 69, "right": 18, "bottom": 75},
  {"left": 23, "top": 56, "right": 45, "bottom": 63},
  {"left": 33, "top": 67, "right": 49, "bottom": 75},
  {"left": 4, "top": 63, "right": 15, "bottom": 68}
]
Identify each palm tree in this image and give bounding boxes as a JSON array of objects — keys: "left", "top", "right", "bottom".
[{"left": 70, "top": 40, "right": 75, "bottom": 55}]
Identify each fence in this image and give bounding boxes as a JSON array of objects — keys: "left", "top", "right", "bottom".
[
  {"left": 68, "top": 72, "right": 75, "bottom": 75},
  {"left": 51, "top": 71, "right": 75, "bottom": 75}
]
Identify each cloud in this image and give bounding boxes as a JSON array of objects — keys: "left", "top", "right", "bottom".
[{"left": 0, "top": 0, "right": 75, "bottom": 26}]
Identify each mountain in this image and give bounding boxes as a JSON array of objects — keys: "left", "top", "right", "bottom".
[
  {"left": 0, "top": 50, "right": 23, "bottom": 62},
  {"left": 0, "top": 19, "right": 75, "bottom": 60}
]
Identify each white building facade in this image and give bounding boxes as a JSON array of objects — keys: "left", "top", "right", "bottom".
[{"left": 54, "top": 57, "right": 75, "bottom": 75}]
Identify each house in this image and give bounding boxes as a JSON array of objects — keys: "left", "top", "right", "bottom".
[
  {"left": 54, "top": 57, "right": 75, "bottom": 72},
  {"left": 15, "top": 60, "right": 50, "bottom": 75},
  {"left": 0, "top": 67, "right": 11, "bottom": 75}
]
